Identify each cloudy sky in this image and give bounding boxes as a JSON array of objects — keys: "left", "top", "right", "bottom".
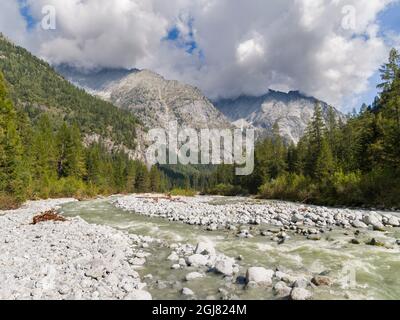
[{"left": 1, "top": 0, "right": 400, "bottom": 112}]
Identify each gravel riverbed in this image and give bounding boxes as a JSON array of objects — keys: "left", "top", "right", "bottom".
[
  {"left": 113, "top": 195, "right": 400, "bottom": 235},
  {"left": 0, "top": 199, "right": 153, "bottom": 300},
  {"left": 2, "top": 195, "right": 400, "bottom": 300}
]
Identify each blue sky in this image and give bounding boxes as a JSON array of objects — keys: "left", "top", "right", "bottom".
[
  {"left": 18, "top": 0, "right": 36, "bottom": 30},
  {"left": 379, "top": 1, "right": 400, "bottom": 34},
  {"left": 354, "top": 2, "right": 400, "bottom": 110}
]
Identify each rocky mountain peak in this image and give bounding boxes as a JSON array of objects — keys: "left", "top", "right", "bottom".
[
  {"left": 214, "top": 90, "right": 345, "bottom": 144},
  {"left": 59, "top": 66, "right": 232, "bottom": 131}
]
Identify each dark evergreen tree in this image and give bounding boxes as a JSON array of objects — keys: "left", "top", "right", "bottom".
[{"left": 0, "top": 72, "right": 27, "bottom": 202}]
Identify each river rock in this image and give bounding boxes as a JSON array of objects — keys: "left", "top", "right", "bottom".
[
  {"left": 186, "top": 272, "right": 204, "bottom": 281},
  {"left": 292, "top": 214, "right": 304, "bottom": 223},
  {"left": 274, "top": 271, "right": 289, "bottom": 281},
  {"left": 167, "top": 252, "right": 179, "bottom": 261},
  {"left": 246, "top": 267, "right": 274, "bottom": 286},
  {"left": 182, "top": 288, "right": 195, "bottom": 296},
  {"left": 273, "top": 281, "right": 292, "bottom": 298},
  {"left": 311, "top": 275, "right": 332, "bottom": 287},
  {"left": 124, "top": 290, "right": 152, "bottom": 300},
  {"left": 178, "top": 258, "right": 187, "bottom": 267},
  {"left": 388, "top": 216, "right": 400, "bottom": 227},
  {"left": 307, "top": 234, "right": 322, "bottom": 241},
  {"left": 214, "top": 259, "right": 234, "bottom": 276},
  {"left": 363, "top": 214, "right": 384, "bottom": 230},
  {"left": 293, "top": 277, "right": 309, "bottom": 288},
  {"left": 237, "top": 230, "right": 253, "bottom": 238},
  {"left": 366, "top": 238, "right": 385, "bottom": 247},
  {"left": 352, "top": 220, "right": 368, "bottom": 229},
  {"left": 187, "top": 254, "right": 208, "bottom": 267},
  {"left": 290, "top": 288, "right": 312, "bottom": 300},
  {"left": 129, "top": 257, "right": 146, "bottom": 266},
  {"left": 195, "top": 242, "right": 216, "bottom": 256}
]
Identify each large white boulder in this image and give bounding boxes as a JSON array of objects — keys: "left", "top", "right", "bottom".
[
  {"left": 187, "top": 254, "right": 208, "bottom": 267},
  {"left": 388, "top": 216, "right": 400, "bottom": 227},
  {"left": 246, "top": 267, "right": 274, "bottom": 285},
  {"left": 363, "top": 214, "right": 384, "bottom": 230}
]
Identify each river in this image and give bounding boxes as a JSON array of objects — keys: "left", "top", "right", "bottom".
[{"left": 60, "top": 196, "right": 400, "bottom": 300}]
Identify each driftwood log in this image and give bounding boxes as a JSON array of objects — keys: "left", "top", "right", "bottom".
[{"left": 32, "top": 210, "right": 67, "bottom": 225}]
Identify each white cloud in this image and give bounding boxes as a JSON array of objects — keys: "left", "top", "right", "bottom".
[
  {"left": 1, "top": 0, "right": 399, "bottom": 109},
  {"left": 236, "top": 34, "right": 265, "bottom": 65},
  {"left": 0, "top": 0, "right": 29, "bottom": 45},
  {"left": 25, "top": 0, "right": 169, "bottom": 69}
]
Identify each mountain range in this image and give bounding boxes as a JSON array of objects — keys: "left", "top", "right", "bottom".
[
  {"left": 0, "top": 34, "right": 345, "bottom": 163},
  {"left": 58, "top": 66, "right": 345, "bottom": 146},
  {"left": 214, "top": 91, "right": 345, "bottom": 143}
]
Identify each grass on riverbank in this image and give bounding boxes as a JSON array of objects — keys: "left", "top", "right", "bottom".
[{"left": 169, "top": 188, "right": 197, "bottom": 197}]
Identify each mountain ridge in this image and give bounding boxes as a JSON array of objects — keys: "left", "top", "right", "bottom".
[
  {"left": 59, "top": 65, "right": 344, "bottom": 145},
  {"left": 59, "top": 67, "right": 233, "bottom": 132},
  {"left": 214, "top": 90, "right": 345, "bottom": 144}
]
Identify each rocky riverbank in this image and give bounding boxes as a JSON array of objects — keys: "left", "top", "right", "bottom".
[
  {"left": 0, "top": 197, "right": 332, "bottom": 300},
  {"left": 154, "top": 241, "right": 319, "bottom": 300},
  {"left": 113, "top": 195, "right": 400, "bottom": 237},
  {"left": 2, "top": 196, "right": 400, "bottom": 300},
  {"left": 0, "top": 199, "right": 153, "bottom": 300}
]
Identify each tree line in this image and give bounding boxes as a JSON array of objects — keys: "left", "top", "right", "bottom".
[{"left": 0, "top": 72, "right": 167, "bottom": 209}]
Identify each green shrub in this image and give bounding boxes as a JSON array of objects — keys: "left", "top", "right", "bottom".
[
  {"left": 327, "top": 170, "right": 363, "bottom": 206},
  {"left": 359, "top": 169, "right": 400, "bottom": 208},
  {"left": 170, "top": 188, "right": 197, "bottom": 197},
  {"left": 206, "top": 184, "right": 244, "bottom": 196},
  {"left": 258, "top": 174, "right": 317, "bottom": 203}
]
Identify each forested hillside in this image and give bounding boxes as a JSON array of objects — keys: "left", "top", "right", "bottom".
[
  {"left": 0, "top": 34, "right": 139, "bottom": 149},
  {"left": 207, "top": 49, "right": 400, "bottom": 208},
  {"left": 0, "top": 71, "right": 168, "bottom": 209}
]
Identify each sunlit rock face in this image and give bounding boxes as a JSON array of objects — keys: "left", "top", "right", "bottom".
[
  {"left": 214, "top": 90, "right": 345, "bottom": 144},
  {"left": 59, "top": 66, "right": 232, "bottom": 132}
]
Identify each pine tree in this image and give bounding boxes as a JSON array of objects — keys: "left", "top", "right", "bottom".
[
  {"left": 315, "top": 138, "right": 335, "bottom": 181},
  {"left": 112, "top": 151, "right": 129, "bottom": 193},
  {"left": 31, "top": 115, "right": 58, "bottom": 185},
  {"left": 0, "top": 72, "right": 27, "bottom": 202},
  {"left": 287, "top": 143, "right": 299, "bottom": 174},
  {"left": 269, "top": 122, "right": 287, "bottom": 179},
  {"left": 304, "top": 103, "right": 326, "bottom": 177},
  {"left": 56, "top": 123, "right": 86, "bottom": 179},
  {"left": 135, "top": 163, "right": 150, "bottom": 193},
  {"left": 150, "top": 166, "right": 161, "bottom": 192},
  {"left": 326, "top": 106, "right": 339, "bottom": 159},
  {"left": 380, "top": 71, "right": 400, "bottom": 169},
  {"left": 378, "top": 48, "right": 400, "bottom": 93}
]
